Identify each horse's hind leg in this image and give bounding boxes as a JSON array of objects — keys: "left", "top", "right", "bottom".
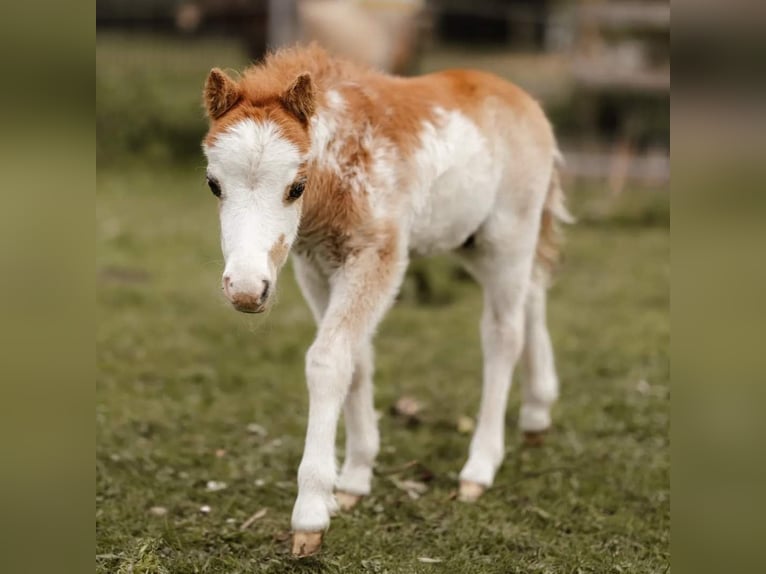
[
  {"left": 457, "top": 242, "right": 536, "bottom": 501},
  {"left": 519, "top": 273, "right": 559, "bottom": 446},
  {"left": 335, "top": 341, "right": 379, "bottom": 510}
]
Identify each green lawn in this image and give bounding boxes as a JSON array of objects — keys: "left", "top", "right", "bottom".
[{"left": 97, "top": 34, "right": 669, "bottom": 574}]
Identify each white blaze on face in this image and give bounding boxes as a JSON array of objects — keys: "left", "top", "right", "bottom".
[{"left": 203, "top": 118, "right": 303, "bottom": 309}]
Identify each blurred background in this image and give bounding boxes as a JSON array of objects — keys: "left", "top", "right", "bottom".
[
  {"left": 96, "top": 2, "right": 669, "bottom": 572},
  {"left": 97, "top": 0, "right": 669, "bottom": 191}
]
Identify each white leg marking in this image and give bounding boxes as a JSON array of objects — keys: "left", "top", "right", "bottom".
[
  {"left": 459, "top": 253, "right": 534, "bottom": 491},
  {"left": 291, "top": 334, "right": 351, "bottom": 531},
  {"left": 290, "top": 256, "right": 335, "bottom": 532},
  {"left": 519, "top": 276, "right": 559, "bottom": 433},
  {"left": 337, "top": 343, "right": 379, "bottom": 498},
  {"left": 291, "top": 244, "right": 406, "bottom": 534}
]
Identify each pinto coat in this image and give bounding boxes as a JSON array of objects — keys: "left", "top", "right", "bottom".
[{"left": 202, "top": 44, "right": 571, "bottom": 557}]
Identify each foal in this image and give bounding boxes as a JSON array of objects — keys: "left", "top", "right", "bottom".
[{"left": 201, "top": 44, "right": 571, "bottom": 556}]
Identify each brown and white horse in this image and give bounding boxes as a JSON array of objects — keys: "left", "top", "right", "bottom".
[{"left": 201, "top": 44, "right": 571, "bottom": 556}]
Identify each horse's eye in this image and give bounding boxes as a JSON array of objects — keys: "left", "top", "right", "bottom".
[
  {"left": 289, "top": 180, "right": 305, "bottom": 200},
  {"left": 207, "top": 177, "right": 221, "bottom": 198}
]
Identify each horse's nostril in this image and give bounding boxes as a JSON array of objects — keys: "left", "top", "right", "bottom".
[{"left": 261, "top": 279, "right": 271, "bottom": 301}]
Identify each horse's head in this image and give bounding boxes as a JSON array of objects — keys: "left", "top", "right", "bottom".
[{"left": 202, "top": 68, "right": 315, "bottom": 313}]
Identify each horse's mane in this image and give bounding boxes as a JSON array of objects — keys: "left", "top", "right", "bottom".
[{"left": 239, "top": 43, "right": 376, "bottom": 104}]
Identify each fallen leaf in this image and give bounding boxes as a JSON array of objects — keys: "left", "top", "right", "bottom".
[
  {"left": 215, "top": 449, "right": 227, "bottom": 458},
  {"left": 148, "top": 506, "right": 167, "bottom": 516},
  {"left": 457, "top": 415, "right": 475, "bottom": 434},
  {"left": 393, "top": 478, "right": 428, "bottom": 499},
  {"left": 199, "top": 505, "right": 211, "bottom": 514},
  {"left": 272, "top": 530, "right": 291, "bottom": 543},
  {"left": 392, "top": 396, "right": 422, "bottom": 419},
  {"left": 400, "top": 480, "right": 428, "bottom": 494},
  {"left": 240, "top": 508, "right": 268, "bottom": 530},
  {"left": 418, "top": 556, "right": 443, "bottom": 563},
  {"left": 205, "top": 480, "right": 227, "bottom": 492},
  {"left": 246, "top": 423, "right": 268, "bottom": 437}
]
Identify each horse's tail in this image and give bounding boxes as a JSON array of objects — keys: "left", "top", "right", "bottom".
[{"left": 535, "top": 150, "right": 574, "bottom": 281}]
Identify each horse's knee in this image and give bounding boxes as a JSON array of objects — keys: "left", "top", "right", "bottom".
[
  {"left": 305, "top": 340, "right": 353, "bottom": 395},
  {"left": 482, "top": 311, "right": 525, "bottom": 358}
]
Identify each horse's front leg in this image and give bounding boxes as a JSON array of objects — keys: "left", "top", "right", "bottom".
[
  {"left": 291, "top": 238, "right": 406, "bottom": 557},
  {"left": 290, "top": 326, "right": 352, "bottom": 556}
]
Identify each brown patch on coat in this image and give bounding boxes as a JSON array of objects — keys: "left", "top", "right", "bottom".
[
  {"left": 269, "top": 234, "right": 290, "bottom": 270},
  {"left": 326, "top": 67, "right": 553, "bottom": 161},
  {"left": 295, "top": 165, "right": 374, "bottom": 263},
  {"left": 202, "top": 44, "right": 558, "bottom": 267},
  {"left": 225, "top": 44, "right": 549, "bottom": 161},
  {"left": 204, "top": 42, "right": 552, "bottom": 157},
  {"left": 335, "top": 222, "right": 401, "bottom": 334}
]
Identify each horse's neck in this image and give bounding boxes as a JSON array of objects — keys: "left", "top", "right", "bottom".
[
  {"left": 298, "top": 80, "right": 393, "bottom": 261},
  {"left": 308, "top": 85, "right": 368, "bottom": 167}
]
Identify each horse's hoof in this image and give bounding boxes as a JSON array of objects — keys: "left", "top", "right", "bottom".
[
  {"left": 291, "top": 531, "right": 323, "bottom": 557},
  {"left": 523, "top": 430, "right": 547, "bottom": 447},
  {"left": 458, "top": 480, "right": 485, "bottom": 502},
  {"left": 335, "top": 490, "right": 363, "bottom": 511}
]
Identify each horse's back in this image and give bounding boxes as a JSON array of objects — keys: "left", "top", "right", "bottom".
[{"left": 400, "top": 69, "right": 557, "bottom": 256}]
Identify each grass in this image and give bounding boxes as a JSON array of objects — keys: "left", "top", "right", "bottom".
[
  {"left": 96, "top": 33, "right": 669, "bottom": 573},
  {"left": 96, "top": 33, "right": 248, "bottom": 164}
]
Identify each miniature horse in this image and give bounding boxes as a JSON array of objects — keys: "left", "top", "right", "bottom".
[{"left": 201, "top": 44, "right": 571, "bottom": 556}]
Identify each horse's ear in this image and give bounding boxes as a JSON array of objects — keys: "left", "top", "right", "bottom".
[
  {"left": 204, "top": 68, "right": 241, "bottom": 120},
  {"left": 281, "top": 72, "right": 315, "bottom": 124}
]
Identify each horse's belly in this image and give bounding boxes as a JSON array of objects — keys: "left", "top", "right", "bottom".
[
  {"left": 407, "top": 110, "right": 501, "bottom": 256},
  {"left": 408, "top": 171, "right": 495, "bottom": 256}
]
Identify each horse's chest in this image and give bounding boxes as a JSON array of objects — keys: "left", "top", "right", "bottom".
[{"left": 407, "top": 110, "right": 501, "bottom": 256}]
